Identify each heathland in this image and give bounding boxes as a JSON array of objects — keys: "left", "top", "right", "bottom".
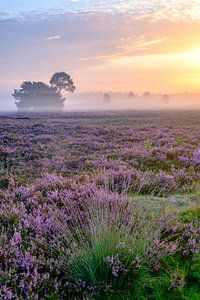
[{"left": 0, "top": 111, "right": 199, "bottom": 299}]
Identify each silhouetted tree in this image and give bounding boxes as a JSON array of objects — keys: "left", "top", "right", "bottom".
[
  {"left": 143, "top": 91, "right": 151, "bottom": 97},
  {"left": 162, "top": 94, "right": 170, "bottom": 104},
  {"left": 103, "top": 93, "right": 111, "bottom": 103},
  {"left": 128, "top": 91, "right": 135, "bottom": 98},
  {"left": 12, "top": 72, "right": 75, "bottom": 112},
  {"left": 50, "top": 72, "right": 75, "bottom": 93}
]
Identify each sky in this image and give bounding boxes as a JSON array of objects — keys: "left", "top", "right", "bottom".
[{"left": 0, "top": 0, "right": 200, "bottom": 102}]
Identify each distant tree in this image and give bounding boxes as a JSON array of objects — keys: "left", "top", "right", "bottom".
[
  {"left": 128, "top": 91, "right": 135, "bottom": 98},
  {"left": 143, "top": 91, "right": 151, "bottom": 97},
  {"left": 12, "top": 72, "right": 75, "bottom": 112},
  {"left": 50, "top": 72, "right": 75, "bottom": 93},
  {"left": 103, "top": 93, "right": 111, "bottom": 103},
  {"left": 162, "top": 94, "right": 170, "bottom": 104}
]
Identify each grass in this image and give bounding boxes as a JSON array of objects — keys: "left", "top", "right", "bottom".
[{"left": 44, "top": 188, "right": 200, "bottom": 299}]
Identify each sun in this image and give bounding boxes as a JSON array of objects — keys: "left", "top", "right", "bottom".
[{"left": 182, "top": 48, "right": 200, "bottom": 67}]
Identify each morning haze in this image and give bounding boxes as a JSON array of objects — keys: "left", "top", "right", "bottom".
[{"left": 1, "top": 2, "right": 200, "bottom": 299}]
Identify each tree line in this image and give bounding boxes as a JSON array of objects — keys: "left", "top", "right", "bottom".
[{"left": 12, "top": 72, "right": 170, "bottom": 111}]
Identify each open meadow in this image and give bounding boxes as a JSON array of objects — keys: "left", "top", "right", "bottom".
[{"left": 0, "top": 111, "right": 199, "bottom": 299}]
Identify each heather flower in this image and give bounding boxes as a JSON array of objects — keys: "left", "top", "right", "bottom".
[
  {"left": 192, "top": 149, "right": 200, "bottom": 166},
  {"left": 104, "top": 255, "right": 128, "bottom": 277},
  {"left": 158, "top": 172, "right": 174, "bottom": 185},
  {"left": 14, "top": 186, "right": 31, "bottom": 198}
]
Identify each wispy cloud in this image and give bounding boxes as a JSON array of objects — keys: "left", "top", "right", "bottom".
[
  {"left": 132, "top": 37, "right": 168, "bottom": 50},
  {"left": 46, "top": 35, "right": 61, "bottom": 41},
  {"left": 1, "top": 1, "right": 200, "bottom": 22},
  {"left": 0, "top": 1, "right": 200, "bottom": 93}
]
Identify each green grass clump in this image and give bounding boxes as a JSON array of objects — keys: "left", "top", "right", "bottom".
[
  {"left": 46, "top": 189, "right": 200, "bottom": 299},
  {"left": 180, "top": 205, "right": 200, "bottom": 223}
]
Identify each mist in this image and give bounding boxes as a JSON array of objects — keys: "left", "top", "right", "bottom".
[
  {"left": 65, "top": 92, "right": 200, "bottom": 111},
  {"left": 1, "top": 91, "right": 200, "bottom": 112}
]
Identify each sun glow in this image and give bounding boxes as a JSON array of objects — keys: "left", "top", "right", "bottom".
[
  {"left": 1, "top": 0, "right": 200, "bottom": 94},
  {"left": 105, "top": 46, "right": 200, "bottom": 93},
  {"left": 182, "top": 48, "right": 200, "bottom": 67}
]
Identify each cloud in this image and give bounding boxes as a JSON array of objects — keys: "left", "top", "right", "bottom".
[
  {"left": 1, "top": 1, "right": 200, "bottom": 22},
  {"left": 0, "top": 1, "right": 200, "bottom": 93},
  {"left": 46, "top": 35, "right": 61, "bottom": 41}
]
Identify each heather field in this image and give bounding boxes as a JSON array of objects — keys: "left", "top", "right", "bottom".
[{"left": 0, "top": 111, "right": 200, "bottom": 299}]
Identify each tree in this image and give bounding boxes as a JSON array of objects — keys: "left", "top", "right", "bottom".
[
  {"left": 128, "top": 91, "right": 135, "bottom": 98},
  {"left": 162, "top": 94, "right": 170, "bottom": 104},
  {"left": 50, "top": 72, "right": 75, "bottom": 93},
  {"left": 12, "top": 72, "right": 75, "bottom": 112},
  {"left": 143, "top": 91, "right": 151, "bottom": 97},
  {"left": 103, "top": 93, "right": 111, "bottom": 103}
]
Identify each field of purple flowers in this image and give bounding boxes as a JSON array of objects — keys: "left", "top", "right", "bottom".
[{"left": 0, "top": 111, "right": 200, "bottom": 299}]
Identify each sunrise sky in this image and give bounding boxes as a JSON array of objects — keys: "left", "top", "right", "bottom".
[{"left": 1, "top": 0, "right": 200, "bottom": 94}]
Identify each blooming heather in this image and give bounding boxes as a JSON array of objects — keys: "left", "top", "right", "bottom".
[{"left": 0, "top": 111, "right": 200, "bottom": 298}]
